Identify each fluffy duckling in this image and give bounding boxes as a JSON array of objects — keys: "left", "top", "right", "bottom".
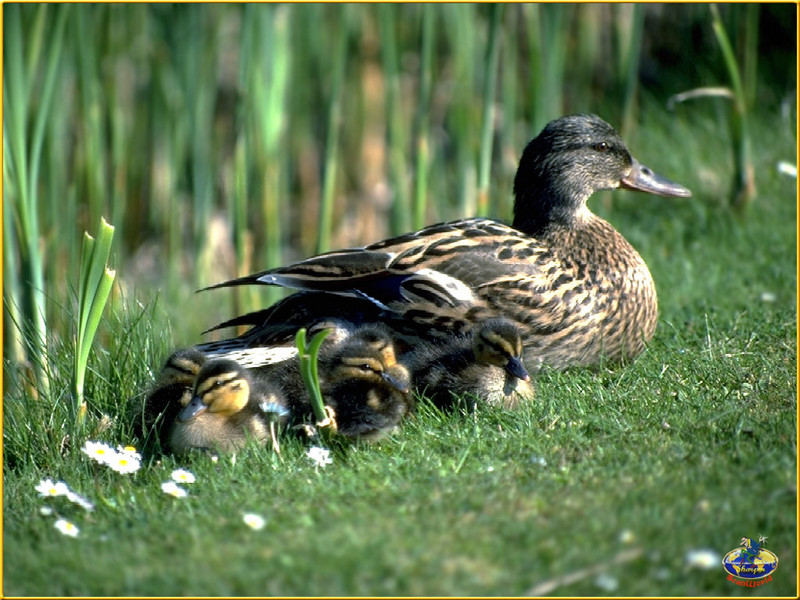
[
  {"left": 321, "top": 334, "right": 412, "bottom": 440},
  {"left": 405, "top": 317, "right": 534, "bottom": 409},
  {"left": 251, "top": 323, "right": 412, "bottom": 441},
  {"left": 133, "top": 347, "right": 207, "bottom": 448},
  {"left": 168, "top": 358, "right": 272, "bottom": 455}
]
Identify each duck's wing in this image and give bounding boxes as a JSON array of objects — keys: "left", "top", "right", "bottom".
[{"left": 201, "top": 218, "right": 550, "bottom": 307}]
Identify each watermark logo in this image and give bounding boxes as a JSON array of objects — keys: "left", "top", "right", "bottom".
[{"left": 722, "top": 535, "right": 778, "bottom": 587}]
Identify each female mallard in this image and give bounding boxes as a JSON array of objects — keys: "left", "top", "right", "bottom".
[
  {"left": 201, "top": 114, "right": 690, "bottom": 370},
  {"left": 405, "top": 317, "right": 534, "bottom": 410}
]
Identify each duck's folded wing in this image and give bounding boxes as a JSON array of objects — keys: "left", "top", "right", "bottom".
[{"left": 200, "top": 218, "right": 517, "bottom": 291}]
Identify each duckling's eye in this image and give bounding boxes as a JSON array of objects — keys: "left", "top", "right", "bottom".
[
  {"left": 361, "top": 364, "right": 374, "bottom": 372},
  {"left": 594, "top": 141, "right": 610, "bottom": 152}
]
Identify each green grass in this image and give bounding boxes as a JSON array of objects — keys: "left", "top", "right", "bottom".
[{"left": 3, "top": 105, "right": 796, "bottom": 595}]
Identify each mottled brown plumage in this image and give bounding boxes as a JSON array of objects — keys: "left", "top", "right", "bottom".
[{"left": 200, "top": 114, "right": 690, "bottom": 371}]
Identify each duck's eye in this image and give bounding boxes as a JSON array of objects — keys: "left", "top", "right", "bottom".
[
  {"left": 594, "top": 141, "right": 610, "bottom": 152},
  {"left": 361, "top": 364, "right": 374, "bottom": 372}
]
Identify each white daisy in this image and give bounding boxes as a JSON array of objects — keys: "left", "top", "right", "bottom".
[
  {"left": 161, "top": 481, "right": 188, "bottom": 498},
  {"left": 242, "top": 513, "right": 266, "bottom": 531},
  {"left": 170, "top": 469, "right": 196, "bottom": 484},
  {"left": 116, "top": 445, "right": 142, "bottom": 460},
  {"left": 104, "top": 451, "right": 141, "bottom": 475},
  {"left": 81, "top": 440, "right": 117, "bottom": 465},
  {"left": 54, "top": 518, "right": 79, "bottom": 538},
  {"left": 685, "top": 548, "right": 720, "bottom": 570},
  {"left": 306, "top": 446, "right": 332, "bottom": 468},
  {"left": 259, "top": 401, "right": 290, "bottom": 418},
  {"left": 35, "top": 478, "right": 70, "bottom": 498},
  {"left": 65, "top": 490, "right": 95, "bottom": 511}
]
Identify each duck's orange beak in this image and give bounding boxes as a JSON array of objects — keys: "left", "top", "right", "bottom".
[{"left": 621, "top": 159, "right": 692, "bottom": 198}]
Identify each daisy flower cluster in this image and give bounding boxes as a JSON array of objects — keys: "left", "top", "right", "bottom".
[
  {"left": 34, "top": 477, "right": 95, "bottom": 539},
  {"left": 35, "top": 478, "right": 95, "bottom": 511},
  {"left": 37, "top": 436, "right": 327, "bottom": 542},
  {"left": 161, "top": 468, "right": 196, "bottom": 498},
  {"left": 81, "top": 441, "right": 142, "bottom": 474}
]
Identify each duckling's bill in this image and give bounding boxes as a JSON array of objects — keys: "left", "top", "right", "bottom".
[
  {"left": 506, "top": 357, "right": 531, "bottom": 382},
  {"left": 620, "top": 159, "right": 691, "bottom": 198},
  {"left": 382, "top": 370, "right": 410, "bottom": 394},
  {"left": 178, "top": 396, "right": 207, "bottom": 422}
]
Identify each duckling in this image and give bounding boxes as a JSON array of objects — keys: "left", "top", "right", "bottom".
[
  {"left": 249, "top": 322, "right": 412, "bottom": 441},
  {"left": 406, "top": 318, "right": 534, "bottom": 409},
  {"left": 133, "top": 347, "right": 206, "bottom": 449},
  {"left": 320, "top": 334, "right": 412, "bottom": 441},
  {"left": 201, "top": 114, "right": 691, "bottom": 371},
  {"left": 168, "top": 358, "right": 272, "bottom": 455}
]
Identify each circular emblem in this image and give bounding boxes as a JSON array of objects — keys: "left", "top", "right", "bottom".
[{"left": 722, "top": 546, "right": 779, "bottom": 580}]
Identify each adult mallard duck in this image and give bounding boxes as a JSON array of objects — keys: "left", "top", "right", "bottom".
[
  {"left": 405, "top": 317, "right": 534, "bottom": 410},
  {"left": 200, "top": 114, "right": 691, "bottom": 371}
]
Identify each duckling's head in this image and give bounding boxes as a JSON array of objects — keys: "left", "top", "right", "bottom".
[
  {"left": 155, "top": 347, "right": 206, "bottom": 388},
  {"left": 178, "top": 359, "right": 251, "bottom": 422},
  {"left": 346, "top": 323, "right": 400, "bottom": 367},
  {"left": 327, "top": 341, "right": 411, "bottom": 395},
  {"left": 513, "top": 114, "right": 691, "bottom": 234},
  {"left": 472, "top": 318, "right": 531, "bottom": 382}
]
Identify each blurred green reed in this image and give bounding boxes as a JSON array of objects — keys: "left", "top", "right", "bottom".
[
  {"left": 379, "top": 4, "right": 412, "bottom": 234},
  {"left": 2, "top": 3, "right": 783, "bottom": 376},
  {"left": 614, "top": 3, "right": 645, "bottom": 137},
  {"left": 236, "top": 3, "right": 291, "bottom": 314},
  {"left": 3, "top": 3, "right": 69, "bottom": 394},
  {"left": 412, "top": 4, "right": 434, "bottom": 230},
  {"left": 476, "top": 3, "right": 503, "bottom": 218},
  {"left": 316, "top": 7, "right": 350, "bottom": 255},
  {"left": 710, "top": 3, "right": 758, "bottom": 210}
]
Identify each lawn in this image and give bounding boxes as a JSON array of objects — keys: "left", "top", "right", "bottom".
[{"left": 3, "top": 105, "right": 796, "bottom": 596}]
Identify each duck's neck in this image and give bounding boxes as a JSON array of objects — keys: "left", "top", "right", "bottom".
[{"left": 512, "top": 186, "right": 591, "bottom": 237}]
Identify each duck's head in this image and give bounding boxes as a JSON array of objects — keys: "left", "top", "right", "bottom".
[
  {"left": 327, "top": 340, "right": 411, "bottom": 395},
  {"left": 472, "top": 318, "right": 531, "bottom": 382},
  {"left": 155, "top": 347, "right": 206, "bottom": 389},
  {"left": 513, "top": 114, "right": 691, "bottom": 234},
  {"left": 178, "top": 359, "right": 251, "bottom": 422}
]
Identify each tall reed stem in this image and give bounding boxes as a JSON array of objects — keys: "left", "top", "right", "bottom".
[
  {"left": 710, "top": 4, "right": 756, "bottom": 209},
  {"left": 379, "top": 4, "right": 411, "bottom": 234},
  {"left": 413, "top": 4, "right": 435, "bottom": 230},
  {"left": 3, "top": 4, "right": 68, "bottom": 396},
  {"left": 317, "top": 8, "right": 350, "bottom": 254},
  {"left": 477, "top": 3, "right": 503, "bottom": 217}
]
